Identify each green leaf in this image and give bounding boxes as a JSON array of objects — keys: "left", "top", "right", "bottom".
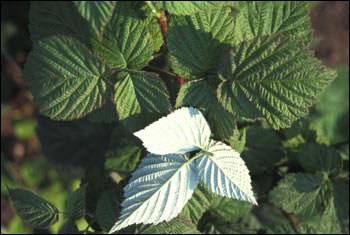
[
  {"left": 105, "top": 144, "right": 143, "bottom": 178},
  {"left": 217, "top": 35, "right": 335, "bottom": 129},
  {"left": 242, "top": 125, "right": 284, "bottom": 174},
  {"left": 58, "top": 219, "right": 79, "bottom": 234},
  {"left": 333, "top": 178, "right": 349, "bottom": 221},
  {"left": 209, "top": 197, "right": 253, "bottom": 223},
  {"left": 201, "top": 218, "right": 257, "bottom": 234},
  {"left": 143, "top": 13, "right": 163, "bottom": 53},
  {"left": 73, "top": 1, "right": 117, "bottom": 40},
  {"left": 87, "top": 99, "right": 118, "bottom": 123},
  {"left": 94, "top": 4, "right": 153, "bottom": 70},
  {"left": 167, "top": 6, "right": 234, "bottom": 79},
  {"left": 269, "top": 173, "right": 331, "bottom": 220},
  {"left": 181, "top": 184, "right": 216, "bottom": 223},
  {"left": 297, "top": 144, "right": 342, "bottom": 174},
  {"left": 138, "top": 216, "right": 201, "bottom": 234},
  {"left": 29, "top": 2, "right": 94, "bottom": 42},
  {"left": 229, "top": 128, "right": 246, "bottom": 153},
  {"left": 24, "top": 35, "right": 109, "bottom": 120},
  {"left": 8, "top": 188, "right": 59, "bottom": 229},
  {"left": 310, "top": 65, "right": 349, "bottom": 144},
  {"left": 196, "top": 141, "right": 257, "bottom": 205},
  {"left": 159, "top": 1, "right": 218, "bottom": 15},
  {"left": 234, "top": 2, "right": 312, "bottom": 44},
  {"left": 65, "top": 185, "right": 87, "bottom": 221},
  {"left": 134, "top": 107, "right": 211, "bottom": 155},
  {"left": 113, "top": 70, "right": 171, "bottom": 132},
  {"left": 110, "top": 153, "right": 199, "bottom": 233},
  {"left": 96, "top": 189, "right": 120, "bottom": 232},
  {"left": 176, "top": 79, "right": 236, "bottom": 140},
  {"left": 36, "top": 115, "right": 111, "bottom": 167}
]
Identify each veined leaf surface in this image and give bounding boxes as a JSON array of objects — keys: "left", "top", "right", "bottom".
[
  {"left": 196, "top": 141, "right": 257, "bottom": 205},
  {"left": 134, "top": 107, "right": 211, "bottom": 155},
  {"left": 109, "top": 153, "right": 198, "bottom": 233}
]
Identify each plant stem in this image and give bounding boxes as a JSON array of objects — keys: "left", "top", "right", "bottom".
[
  {"left": 147, "top": 65, "right": 177, "bottom": 77},
  {"left": 145, "top": 1, "right": 161, "bottom": 18}
]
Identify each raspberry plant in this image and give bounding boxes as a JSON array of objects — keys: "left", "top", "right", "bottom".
[{"left": 8, "top": 1, "right": 348, "bottom": 234}]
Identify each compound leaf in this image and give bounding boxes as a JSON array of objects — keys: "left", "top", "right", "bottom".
[
  {"left": 234, "top": 1, "right": 312, "bottom": 44},
  {"left": 176, "top": 79, "right": 236, "bottom": 140},
  {"left": 24, "top": 35, "right": 109, "bottom": 120},
  {"left": 168, "top": 6, "right": 234, "bottom": 79},
  {"left": 196, "top": 141, "right": 257, "bottom": 205},
  {"left": 159, "top": 1, "right": 218, "bottom": 15},
  {"left": 109, "top": 153, "right": 199, "bottom": 233},
  {"left": 8, "top": 188, "right": 59, "bottom": 229},
  {"left": 217, "top": 35, "right": 335, "bottom": 129},
  {"left": 73, "top": 1, "right": 116, "bottom": 40},
  {"left": 134, "top": 107, "right": 211, "bottom": 155},
  {"left": 65, "top": 185, "right": 87, "bottom": 221},
  {"left": 114, "top": 70, "right": 171, "bottom": 132}
]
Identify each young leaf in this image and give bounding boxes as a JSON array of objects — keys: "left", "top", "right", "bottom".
[
  {"left": 176, "top": 79, "right": 236, "bottom": 140},
  {"left": 109, "top": 153, "right": 199, "bottom": 233},
  {"left": 233, "top": 1, "right": 312, "bottom": 44},
  {"left": 134, "top": 107, "right": 211, "bottom": 155},
  {"left": 73, "top": 1, "right": 116, "bottom": 40},
  {"left": 65, "top": 185, "right": 87, "bottom": 221},
  {"left": 159, "top": 1, "right": 218, "bottom": 15},
  {"left": 167, "top": 6, "right": 234, "bottom": 79},
  {"left": 24, "top": 35, "right": 109, "bottom": 120},
  {"left": 113, "top": 70, "right": 171, "bottom": 131},
  {"left": 196, "top": 141, "right": 257, "bottom": 205},
  {"left": 8, "top": 188, "right": 59, "bottom": 229},
  {"left": 269, "top": 173, "right": 332, "bottom": 220},
  {"left": 217, "top": 35, "right": 336, "bottom": 129},
  {"left": 96, "top": 189, "right": 120, "bottom": 232}
]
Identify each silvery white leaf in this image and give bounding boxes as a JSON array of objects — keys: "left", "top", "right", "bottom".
[
  {"left": 196, "top": 140, "right": 257, "bottom": 205},
  {"left": 134, "top": 107, "right": 211, "bottom": 155},
  {"left": 109, "top": 153, "right": 198, "bottom": 233}
]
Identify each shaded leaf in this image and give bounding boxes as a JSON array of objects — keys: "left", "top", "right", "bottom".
[
  {"left": 138, "top": 216, "right": 201, "bottom": 234},
  {"left": 168, "top": 6, "right": 234, "bottom": 79},
  {"left": 159, "top": 1, "right": 218, "bottom": 15},
  {"left": 9, "top": 188, "right": 59, "bottom": 229},
  {"left": 297, "top": 144, "right": 342, "bottom": 174},
  {"left": 36, "top": 115, "right": 111, "bottom": 167},
  {"left": 96, "top": 189, "right": 119, "bottom": 232},
  {"left": 58, "top": 219, "right": 79, "bottom": 234},
  {"left": 65, "top": 185, "right": 87, "bottom": 221},
  {"left": 242, "top": 125, "right": 284, "bottom": 174}
]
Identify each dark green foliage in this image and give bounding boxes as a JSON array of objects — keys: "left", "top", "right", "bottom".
[{"left": 13, "top": 1, "right": 348, "bottom": 234}]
